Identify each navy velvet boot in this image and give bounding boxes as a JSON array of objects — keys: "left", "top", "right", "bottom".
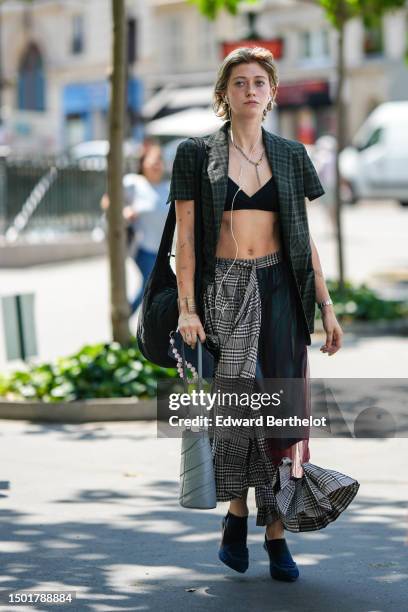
[
  {"left": 263, "top": 534, "right": 300, "bottom": 582},
  {"left": 218, "top": 511, "right": 249, "bottom": 573}
]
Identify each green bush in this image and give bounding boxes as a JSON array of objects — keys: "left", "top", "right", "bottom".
[
  {"left": 317, "top": 280, "right": 408, "bottom": 323},
  {"left": 0, "top": 337, "right": 177, "bottom": 402},
  {"left": 1, "top": 282, "right": 406, "bottom": 402}
]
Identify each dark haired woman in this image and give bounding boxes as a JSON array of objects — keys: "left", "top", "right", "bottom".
[
  {"left": 101, "top": 143, "right": 170, "bottom": 315},
  {"left": 167, "top": 46, "right": 360, "bottom": 582}
]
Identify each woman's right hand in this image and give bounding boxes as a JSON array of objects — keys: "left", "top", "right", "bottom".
[{"left": 178, "top": 313, "right": 206, "bottom": 350}]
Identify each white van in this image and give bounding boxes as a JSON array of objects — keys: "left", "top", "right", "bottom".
[{"left": 339, "top": 101, "right": 408, "bottom": 206}]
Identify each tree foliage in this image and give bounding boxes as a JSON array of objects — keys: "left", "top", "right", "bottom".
[
  {"left": 191, "top": 0, "right": 407, "bottom": 27},
  {"left": 320, "top": 0, "right": 406, "bottom": 28}
]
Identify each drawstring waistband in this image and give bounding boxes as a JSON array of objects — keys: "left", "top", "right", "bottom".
[
  {"left": 215, "top": 249, "right": 282, "bottom": 270},
  {"left": 209, "top": 250, "right": 282, "bottom": 323}
]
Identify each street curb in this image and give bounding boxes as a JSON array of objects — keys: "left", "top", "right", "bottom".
[
  {"left": 1, "top": 317, "right": 407, "bottom": 422},
  {"left": 0, "top": 397, "right": 157, "bottom": 422},
  {"left": 0, "top": 237, "right": 106, "bottom": 268}
]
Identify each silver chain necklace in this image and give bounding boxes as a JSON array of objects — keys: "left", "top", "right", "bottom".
[{"left": 229, "top": 129, "right": 265, "bottom": 186}]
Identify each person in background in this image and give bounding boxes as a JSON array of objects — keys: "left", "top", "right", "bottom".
[
  {"left": 101, "top": 142, "right": 170, "bottom": 316},
  {"left": 312, "top": 135, "right": 337, "bottom": 232}
]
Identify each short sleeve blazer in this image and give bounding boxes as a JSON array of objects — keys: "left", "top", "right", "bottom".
[{"left": 166, "top": 119, "right": 325, "bottom": 343}]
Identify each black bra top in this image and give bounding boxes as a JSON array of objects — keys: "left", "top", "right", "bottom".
[{"left": 224, "top": 175, "right": 279, "bottom": 213}]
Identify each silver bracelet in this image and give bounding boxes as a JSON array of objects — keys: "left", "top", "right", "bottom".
[{"left": 317, "top": 298, "right": 333, "bottom": 310}]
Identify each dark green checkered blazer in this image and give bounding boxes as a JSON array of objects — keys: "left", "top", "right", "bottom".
[{"left": 166, "top": 119, "right": 325, "bottom": 344}]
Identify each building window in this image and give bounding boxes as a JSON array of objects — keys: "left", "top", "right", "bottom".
[
  {"left": 17, "top": 43, "right": 45, "bottom": 111},
  {"left": 71, "top": 14, "right": 85, "bottom": 55},
  {"left": 198, "top": 16, "right": 217, "bottom": 63},
  {"left": 363, "top": 23, "right": 383, "bottom": 56},
  {"left": 65, "top": 114, "right": 87, "bottom": 148},
  {"left": 300, "top": 29, "right": 330, "bottom": 60},
  {"left": 301, "top": 31, "right": 312, "bottom": 58},
  {"left": 161, "top": 15, "right": 184, "bottom": 68},
  {"left": 127, "top": 18, "right": 138, "bottom": 64}
]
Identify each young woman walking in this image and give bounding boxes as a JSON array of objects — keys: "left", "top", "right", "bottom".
[{"left": 167, "top": 47, "right": 360, "bottom": 582}]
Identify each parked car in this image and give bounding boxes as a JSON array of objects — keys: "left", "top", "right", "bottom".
[
  {"left": 339, "top": 102, "right": 408, "bottom": 206},
  {"left": 63, "top": 139, "right": 139, "bottom": 170}
]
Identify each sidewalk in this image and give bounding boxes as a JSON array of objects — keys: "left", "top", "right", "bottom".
[
  {"left": 0, "top": 421, "right": 406, "bottom": 611},
  {"left": 0, "top": 202, "right": 407, "bottom": 610},
  {"left": 0, "top": 335, "right": 407, "bottom": 611}
]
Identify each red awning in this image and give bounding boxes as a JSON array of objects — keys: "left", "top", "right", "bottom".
[
  {"left": 222, "top": 39, "right": 284, "bottom": 60},
  {"left": 276, "top": 81, "right": 330, "bottom": 107}
]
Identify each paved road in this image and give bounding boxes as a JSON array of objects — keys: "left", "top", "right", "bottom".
[
  {"left": 307, "top": 199, "right": 408, "bottom": 293},
  {"left": 0, "top": 414, "right": 407, "bottom": 611}
]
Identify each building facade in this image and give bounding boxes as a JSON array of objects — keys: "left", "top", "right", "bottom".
[
  {"left": 140, "top": 0, "right": 408, "bottom": 143},
  {"left": 0, "top": 0, "right": 406, "bottom": 153},
  {"left": 0, "top": 0, "right": 143, "bottom": 153}
]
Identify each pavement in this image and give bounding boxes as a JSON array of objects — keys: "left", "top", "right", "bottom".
[
  {"left": 0, "top": 409, "right": 407, "bottom": 611},
  {"left": 0, "top": 200, "right": 407, "bottom": 611},
  {"left": 306, "top": 199, "right": 408, "bottom": 296},
  {"left": 0, "top": 335, "right": 408, "bottom": 611}
]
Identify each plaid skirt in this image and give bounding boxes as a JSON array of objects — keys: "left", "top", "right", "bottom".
[{"left": 202, "top": 250, "right": 360, "bottom": 531}]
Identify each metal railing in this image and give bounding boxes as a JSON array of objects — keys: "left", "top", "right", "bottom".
[{"left": 0, "top": 154, "right": 117, "bottom": 240}]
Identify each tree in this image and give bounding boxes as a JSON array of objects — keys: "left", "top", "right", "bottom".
[
  {"left": 1, "top": 0, "right": 131, "bottom": 344},
  {"left": 316, "top": 0, "right": 405, "bottom": 290},
  {"left": 0, "top": 2, "right": 3, "bottom": 127},
  {"left": 190, "top": 0, "right": 406, "bottom": 289},
  {"left": 106, "top": 0, "right": 131, "bottom": 344}
]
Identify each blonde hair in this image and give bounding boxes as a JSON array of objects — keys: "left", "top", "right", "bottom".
[{"left": 213, "top": 46, "right": 279, "bottom": 122}]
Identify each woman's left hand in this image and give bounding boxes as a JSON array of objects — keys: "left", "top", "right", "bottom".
[{"left": 320, "top": 307, "right": 343, "bottom": 356}]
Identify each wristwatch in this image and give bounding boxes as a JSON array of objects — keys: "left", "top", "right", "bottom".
[{"left": 317, "top": 298, "right": 333, "bottom": 310}]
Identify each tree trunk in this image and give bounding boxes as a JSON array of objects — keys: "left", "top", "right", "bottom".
[
  {"left": 0, "top": 3, "right": 3, "bottom": 127},
  {"left": 107, "top": 0, "right": 130, "bottom": 344},
  {"left": 334, "top": 11, "right": 346, "bottom": 291}
]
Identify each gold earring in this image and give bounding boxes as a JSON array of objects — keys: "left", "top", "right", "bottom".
[{"left": 263, "top": 98, "right": 273, "bottom": 120}]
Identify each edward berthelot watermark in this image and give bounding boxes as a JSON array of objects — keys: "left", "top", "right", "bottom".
[{"left": 168, "top": 414, "right": 327, "bottom": 428}]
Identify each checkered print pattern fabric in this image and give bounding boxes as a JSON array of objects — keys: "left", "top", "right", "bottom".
[
  {"left": 202, "top": 254, "right": 360, "bottom": 530},
  {"left": 203, "top": 250, "right": 281, "bottom": 380},
  {"left": 255, "top": 459, "right": 360, "bottom": 531},
  {"left": 166, "top": 119, "right": 326, "bottom": 341}
]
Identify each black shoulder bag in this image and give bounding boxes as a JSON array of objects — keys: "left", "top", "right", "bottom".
[{"left": 136, "top": 137, "right": 207, "bottom": 368}]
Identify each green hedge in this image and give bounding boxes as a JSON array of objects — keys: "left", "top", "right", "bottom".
[
  {"left": 0, "top": 338, "right": 176, "bottom": 402},
  {"left": 317, "top": 280, "right": 408, "bottom": 323},
  {"left": 0, "top": 281, "right": 406, "bottom": 402}
]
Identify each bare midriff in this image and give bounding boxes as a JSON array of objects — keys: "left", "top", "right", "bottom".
[{"left": 215, "top": 209, "right": 281, "bottom": 259}]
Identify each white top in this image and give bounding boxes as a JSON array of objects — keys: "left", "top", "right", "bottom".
[{"left": 123, "top": 173, "right": 170, "bottom": 253}]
